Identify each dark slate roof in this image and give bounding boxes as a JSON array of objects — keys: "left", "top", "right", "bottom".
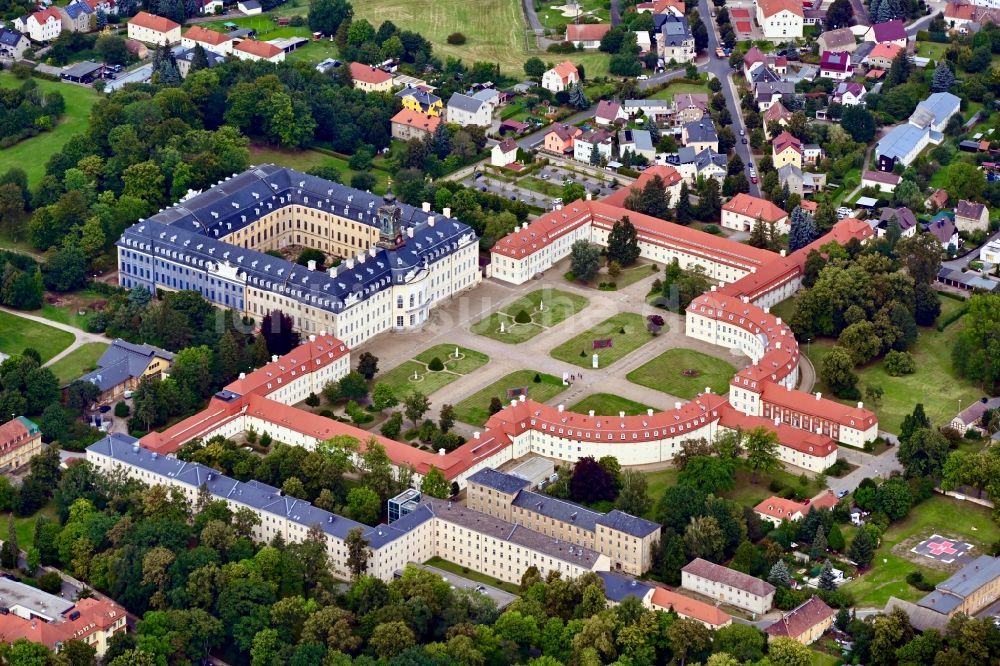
[
  {"left": 750, "top": 66, "right": 781, "bottom": 84},
  {"left": 878, "top": 206, "right": 917, "bottom": 231},
  {"left": 598, "top": 571, "right": 653, "bottom": 602},
  {"left": 933, "top": 555, "right": 1000, "bottom": 599},
  {"left": 87, "top": 434, "right": 370, "bottom": 541},
  {"left": 64, "top": 1, "right": 92, "bottom": 17},
  {"left": 0, "top": 28, "right": 27, "bottom": 47},
  {"left": 694, "top": 147, "right": 727, "bottom": 170},
  {"left": 365, "top": 503, "right": 434, "bottom": 548},
  {"left": 116, "top": 165, "right": 477, "bottom": 314},
  {"left": 917, "top": 589, "right": 964, "bottom": 614},
  {"left": 468, "top": 468, "right": 531, "bottom": 494},
  {"left": 175, "top": 46, "right": 226, "bottom": 67},
  {"left": 62, "top": 61, "right": 103, "bottom": 78},
  {"left": 597, "top": 509, "right": 660, "bottom": 537},
  {"left": 660, "top": 15, "right": 691, "bottom": 46},
  {"left": 448, "top": 92, "right": 487, "bottom": 114},
  {"left": 396, "top": 87, "right": 441, "bottom": 107},
  {"left": 79, "top": 338, "right": 174, "bottom": 391},
  {"left": 512, "top": 489, "right": 602, "bottom": 532},
  {"left": 240, "top": 0, "right": 261, "bottom": 8},
  {"left": 684, "top": 121, "right": 718, "bottom": 144}
]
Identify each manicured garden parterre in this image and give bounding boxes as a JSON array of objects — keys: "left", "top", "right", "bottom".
[
  {"left": 627, "top": 348, "right": 737, "bottom": 399},
  {"left": 471, "top": 289, "right": 588, "bottom": 344},
  {"left": 378, "top": 344, "right": 488, "bottom": 399},
  {"left": 550, "top": 313, "right": 653, "bottom": 368},
  {"left": 453, "top": 369, "right": 566, "bottom": 425}
]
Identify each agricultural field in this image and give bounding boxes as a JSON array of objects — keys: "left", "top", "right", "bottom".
[{"left": 0, "top": 72, "right": 98, "bottom": 186}]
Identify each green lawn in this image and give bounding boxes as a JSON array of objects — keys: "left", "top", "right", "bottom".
[
  {"left": 471, "top": 288, "right": 589, "bottom": 344},
  {"left": 454, "top": 369, "right": 567, "bottom": 425},
  {"left": 48, "top": 342, "right": 108, "bottom": 385},
  {"left": 35, "top": 288, "right": 109, "bottom": 331},
  {"left": 0, "top": 310, "right": 75, "bottom": 363},
  {"left": 627, "top": 348, "right": 736, "bottom": 399},
  {"left": 0, "top": 73, "right": 99, "bottom": 186},
  {"left": 802, "top": 312, "right": 983, "bottom": 435},
  {"left": 424, "top": 556, "right": 521, "bottom": 594},
  {"left": 810, "top": 651, "right": 842, "bottom": 666},
  {"left": 915, "top": 41, "right": 948, "bottom": 61},
  {"left": 550, "top": 313, "right": 653, "bottom": 368},
  {"left": 377, "top": 344, "right": 489, "bottom": 399},
  {"left": 2, "top": 502, "right": 57, "bottom": 555},
  {"left": 649, "top": 81, "right": 712, "bottom": 101},
  {"left": 842, "top": 495, "right": 1000, "bottom": 607},
  {"left": 569, "top": 393, "right": 654, "bottom": 416},
  {"left": 248, "top": 145, "right": 389, "bottom": 194}
]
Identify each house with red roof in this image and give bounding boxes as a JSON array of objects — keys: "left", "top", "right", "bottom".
[
  {"left": 566, "top": 22, "right": 611, "bottom": 49},
  {"left": 722, "top": 192, "right": 790, "bottom": 233},
  {"left": 650, "top": 588, "right": 733, "bottom": 628},
  {"left": 755, "top": 496, "right": 807, "bottom": 525},
  {"left": 233, "top": 38, "right": 284, "bottom": 63},
  {"left": 766, "top": 596, "right": 835, "bottom": 644},
  {"left": 864, "top": 19, "right": 908, "bottom": 47},
  {"left": 542, "top": 60, "right": 579, "bottom": 92},
  {"left": 755, "top": 0, "right": 804, "bottom": 40},
  {"left": 595, "top": 100, "right": 626, "bottom": 126},
  {"left": 819, "top": 50, "right": 853, "bottom": 79},
  {"left": 127, "top": 11, "right": 180, "bottom": 45},
  {"left": 865, "top": 42, "right": 902, "bottom": 68},
  {"left": 15, "top": 7, "right": 63, "bottom": 42},
  {"left": 0, "top": 416, "right": 40, "bottom": 472},
  {"left": 763, "top": 100, "right": 792, "bottom": 138},
  {"left": 391, "top": 108, "right": 441, "bottom": 142},
  {"left": 349, "top": 62, "right": 394, "bottom": 92},
  {"left": 772, "top": 131, "right": 803, "bottom": 169},
  {"left": 543, "top": 123, "right": 583, "bottom": 154},
  {"left": 181, "top": 24, "right": 233, "bottom": 55},
  {"left": 636, "top": 0, "right": 685, "bottom": 15}
]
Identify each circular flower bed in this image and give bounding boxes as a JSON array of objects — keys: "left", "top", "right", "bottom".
[{"left": 681, "top": 369, "right": 700, "bottom": 377}]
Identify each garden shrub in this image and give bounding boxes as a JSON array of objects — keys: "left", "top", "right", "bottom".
[
  {"left": 514, "top": 309, "right": 531, "bottom": 324},
  {"left": 428, "top": 357, "right": 444, "bottom": 371}
]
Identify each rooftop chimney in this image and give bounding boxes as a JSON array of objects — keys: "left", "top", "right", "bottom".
[
  {"left": 780, "top": 249, "right": 787, "bottom": 257},
  {"left": 309, "top": 334, "right": 316, "bottom": 342},
  {"left": 271, "top": 355, "right": 279, "bottom": 362},
  {"left": 422, "top": 202, "right": 431, "bottom": 212},
  {"left": 647, "top": 408, "right": 654, "bottom": 416},
  {"left": 438, "top": 448, "right": 446, "bottom": 456},
  {"left": 619, "top": 411, "right": 625, "bottom": 418},
  {"left": 815, "top": 392, "right": 822, "bottom": 400},
  {"left": 307, "top": 259, "right": 316, "bottom": 271},
  {"left": 858, "top": 402, "right": 864, "bottom": 409},
  {"left": 557, "top": 404, "right": 564, "bottom": 412},
  {"left": 427, "top": 216, "right": 435, "bottom": 227},
  {"left": 589, "top": 410, "right": 595, "bottom": 417},
  {"left": 519, "top": 394, "right": 526, "bottom": 402},
  {"left": 474, "top": 431, "right": 480, "bottom": 439},
  {"left": 705, "top": 387, "right": 711, "bottom": 394},
  {"left": 407, "top": 227, "right": 414, "bottom": 238},
  {"left": 675, "top": 402, "right": 682, "bottom": 409},
  {"left": 776, "top": 317, "right": 782, "bottom": 325},
  {"left": 328, "top": 266, "right": 338, "bottom": 278},
  {"left": 443, "top": 207, "right": 452, "bottom": 218}
]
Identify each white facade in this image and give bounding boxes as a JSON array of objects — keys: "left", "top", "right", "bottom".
[
  {"left": 542, "top": 66, "right": 578, "bottom": 93},
  {"left": 127, "top": 16, "right": 180, "bottom": 45},
  {"left": 17, "top": 11, "right": 62, "bottom": 42},
  {"left": 446, "top": 96, "right": 492, "bottom": 127},
  {"left": 491, "top": 142, "right": 519, "bottom": 167},
  {"left": 682, "top": 567, "right": 775, "bottom": 614},
  {"left": 574, "top": 136, "right": 614, "bottom": 164},
  {"left": 755, "top": 4, "right": 803, "bottom": 40}
]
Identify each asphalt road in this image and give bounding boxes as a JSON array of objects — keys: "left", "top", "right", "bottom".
[{"left": 463, "top": 163, "right": 618, "bottom": 207}]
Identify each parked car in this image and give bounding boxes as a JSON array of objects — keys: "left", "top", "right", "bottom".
[
  {"left": 637, "top": 74, "right": 649, "bottom": 80},
  {"left": 742, "top": 137, "right": 748, "bottom": 144}
]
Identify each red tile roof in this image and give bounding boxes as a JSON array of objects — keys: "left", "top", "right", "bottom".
[
  {"left": 391, "top": 108, "right": 442, "bottom": 133},
  {"left": 723, "top": 193, "right": 788, "bottom": 223},
  {"left": 757, "top": 0, "right": 804, "bottom": 18},
  {"left": 763, "top": 101, "right": 793, "bottom": 124},
  {"left": 350, "top": 62, "right": 392, "bottom": 84},
  {"left": 773, "top": 131, "right": 802, "bottom": 155},
  {"left": 0, "top": 417, "right": 32, "bottom": 447},
  {"left": 566, "top": 23, "right": 612, "bottom": 42},
  {"left": 945, "top": 2, "right": 976, "bottom": 20},
  {"left": 651, "top": 588, "right": 732, "bottom": 626},
  {"left": 867, "top": 42, "right": 901, "bottom": 61},
  {"left": 601, "top": 165, "right": 682, "bottom": 207},
  {"left": 551, "top": 60, "right": 579, "bottom": 83},
  {"left": 0, "top": 597, "right": 126, "bottom": 651},
  {"left": 760, "top": 381, "right": 876, "bottom": 430},
  {"left": 183, "top": 25, "right": 231, "bottom": 46},
  {"left": 683, "top": 558, "right": 777, "bottom": 597},
  {"left": 30, "top": 7, "right": 62, "bottom": 24},
  {"left": 128, "top": 11, "right": 180, "bottom": 33},
  {"left": 754, "top": 496, "right": 806, "bottom": 521},
  {"left": 235, "top": 39, "right": 282, "bottom": 58},
  {"left": 766, "top": 596, "right": 834, "bottom": 640}
]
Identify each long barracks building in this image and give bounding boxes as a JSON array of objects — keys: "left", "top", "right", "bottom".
[{"left": 116, "top": 165, "right": 481, "bottom": 348}]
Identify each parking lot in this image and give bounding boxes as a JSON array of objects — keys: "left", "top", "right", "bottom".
[{"left": 461, "top": 162, "right": 620, "bottom": 211}]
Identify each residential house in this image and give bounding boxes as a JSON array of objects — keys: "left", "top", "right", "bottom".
[
  {"left": 817, "top": 27, "right": 856, "bottom": 53},
  {"left": 876, "top": 92, "right": 961, "bottom": 169},
  {"left": 926, "top": 188, "right": 949, "bottom": 210},
  {"left": 491, "top": 138, "right": 520, "bottom": 167},
  {"left": 949, "top": 397, "right": 1000, "bottom": 435},
  {"left": 198, "top": 0, "right": 224, "bottom": 14},
  {"left": 619, "top": 129, "right": 656, "bottom": 161},
  {"left": 945, "top": 1, "right": 978, "bottom": 31},
  {"left": 924, "top": 215, "right": 960, "bottom": 249},
  {"left": 176, "top": 46, "right": 225, "bottom": 77},
  {"left": 650, "top": 588, "right": 733, "bottom": 628},
  {"left": 766, "top": 596, "right": 835, "bottom": 644},
  {"left": 574, "top": 129, "right": 614, "bottom": 164},
  {"left": 755, "top": 81, "right": 795, "bottom": 111},
  {"left": 635, "top": 30, "right": 652, "bottom": 53},
  {"left": 772, "top": 131, "right": 802, "bottom": 168},
  {"left": 876, "top": 206, "right": 918, "bottom": 237},
  {"left": 865, "top": 19, "right": 908, "bottom": 47},
  {"left": 396, "top": 87, "right": 443, "bottom": 115},
  {"left": 658, "top": 14, "right": 695, "bottom": 63},
  {"left": 722, "top": 192, "right": 790, "bottom": 233},
  {"left": 79, "top": 0, "right": 118, "bottom": 15},
  {"left": 777, "top": 164, "right": 826, "bottom": 196},
  {"left": 391, "top": 108, "right": 441, "bottom": 142},
  {"left": 819, "top": 51, "right": 853, "bottom": 79},
  {"left": 913, "top": 556, "right": 1000, "bottom": 623},
  {"left": 79, "top": 339, "right": 174, "bottom": 404},
  {"left": 542, "top": 61, "right": 579, "bottom": 92},
  {"left": 16, "top": 8, "right": 63, "bottom": 42},
  {"left": 755, "top": 0, "right": 804, "bottom": 40},
  {"left": 622, "top": 99, "right": 673, "bottom": 124},
  {"left": 0, "top": 579, "right": 126, "bottom": 657},
  {"left": 682, "top": 121, "right": 719, "bottom": 153},
  {"left": 803, "top": 143, "right": 821, "bottom": 164},
  {"left": 636, "top": 0, "right": 685, "bottom": 15},
  {"left": 60, "top": 1, "right": 93, "bottom": 33},
  {"left": 597, "top": 571, "right": 655, "bottom": 606},
  {"left": 832, "top": 81, "right": 867, "bottom": 106},
  {"left": 566, "top": 23, "right": 611, "bottom": 49},
  {"left": 0, "top": 28, "right": 30, "bottom": 61},
  {"left": 674, "top": 93, "right": 709, "bottom": 124},
  {"left": 955, "top": 199, "right": 990, "bottom": 232},
  {"left": 349, "top": 62, "right": 394, "bottom": 92},
  {"left": 682, "top": 557, "right": 776, "bottom": 614},
  {"left": 472, "top": 88, "right": 502, "bottom": 113},
  {"left": 447, "top": 92, "right": 493, "bottom": 127},
  {"left": 754, "top": 496, "right": 806, "bottom": 526},
  {"left": 861, "top": 170, "right": 901, "bottom": 192},
  {"left": 544, "top": 124, "right": 583, "bottom": 154},
  {"left": 238, "top": 0, "right": 262, "bottom": 14},
  {"left": 865, "top": 42, "right": 902, "bottom": 68},
  {"left": 595, "top": 100, "right": 626, "bottom": 126},
  {"left": 127, "top": 11, "right": 180, "bottom": 45},
  {"left": 676, "top": 147, "right": 727, "bottom": 183},
  {"left": 0, "top": 416, "right": 40, "bottom": 472},
  {"left": 181, "top": 25, "right": 233, "bottom": 55},
  {"left": 762, "top": 101, "right": 792, "bottom": 138},
  {"left": 233, "top": 39, "right": 284, "bottom": 63},
  {"left": 750, "top": 64, "right": 783, "bottom": 89},
  {"left": 743, "top": 46, "right": 767, "bottom": 83}
]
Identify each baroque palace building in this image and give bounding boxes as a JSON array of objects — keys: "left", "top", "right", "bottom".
[{"left": 116, "top": 165, "right": 481, "bottom": 348}]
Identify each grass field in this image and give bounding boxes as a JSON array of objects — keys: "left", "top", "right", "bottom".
[
  {"left": 627, "top": 348, "right": 736, "bottom": 399},
  {"left": 471, "top": 289, "right": 588, "bottom": 344},
  {"left": 550, "top": 313, "right": 652, "bottom": 368},
  {"left": 424, "top": 556, "right": 521, "bottom": 594},
  {"left": 2, "top": 502, "right": 57, "bottom": 554},
  {"left": 48, "top": 342, "right": 108, "bottom": 385},
  {"left": 249, "top": 145, "right": 389, "bottom": 193},
  {"left": 0, "top": 310, "right": 74, "bottom": 363},
  {"left": 0, "top": 73, "right": 98, "bottom": 186},
  {"left": 569, "top": 393, "right": 654, "bottom": 416},
  {"left": 35, "top": 288, "right": 109, "bottom": 331},
  {"left": 801, "top": 308, "right": 982, "bottom": 434},
  {"left": 454, "top": 369, "right": 567, "bottom": 425},
  {"left": 649, "top": 81, "right": 712, "bottom": 101},
  {"left": 915, "top": 41, "right": 948, "bottom": 61},
  {"left": 841, "top": 495, "right": 1000, "bottom": 607},
  {"left": 377, "top": 344, "right": 489, "bottom": 399}
]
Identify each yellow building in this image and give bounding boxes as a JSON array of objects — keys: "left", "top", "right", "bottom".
[
  {"left": 0, "top": 416, "right": 40, "bottom": 472},
  {"left": 397, "top": 87, "right": 443, "bottom": 116},
  {"left": 766, "top": 596, "right": 834, "bottom": 644},
  {"left": 772, "top": 130, "right": 802, "bottom": 169},
  {"left": 77, "top": 339, "right": 174, "bottom": 404}
]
